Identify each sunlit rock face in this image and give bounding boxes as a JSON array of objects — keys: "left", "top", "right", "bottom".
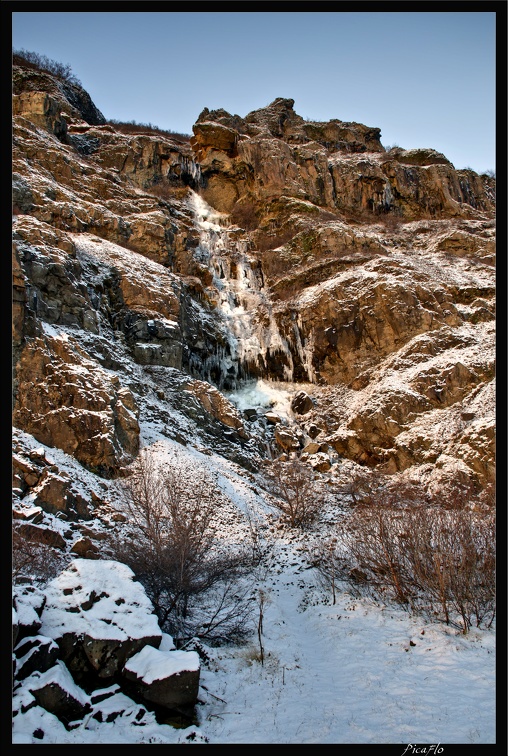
[
  {"left": 12, "top": 61, "right": 495, "bottom": 488},
  {"left": 12, "top": 332, "right": 140, "bottom": 477}
]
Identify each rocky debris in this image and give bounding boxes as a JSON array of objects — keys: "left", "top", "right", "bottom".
[
  {"left": 12, "top": 558, "right": 201, "bottom": 730},
  {"left": 274, "top": 426, "right": 301, "bottom": 452},
  {"left": 184, "top": 379, "right": 248, "bottom": 439},
  {"left": 291, "top": 390, "right": 314, "bottom": 415}
]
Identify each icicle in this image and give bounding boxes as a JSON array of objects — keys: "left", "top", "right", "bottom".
[
  {"left": 185, "top": 190, "right": 304, "bottom": 389},
  {"left": 178, "top": 157, "right": 203, "bottom": 187}
]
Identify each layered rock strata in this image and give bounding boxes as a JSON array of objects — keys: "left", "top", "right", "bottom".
[{"left": 12, "top": 63, "right": 495, "bottom": 491}]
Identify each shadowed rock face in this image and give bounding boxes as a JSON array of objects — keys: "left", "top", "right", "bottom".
[
  {"left": 14, "top": 560, "right": 201, "bottom": 726},
  {"left": 12, "top": 65, "right": 495, "bottom": 489}
]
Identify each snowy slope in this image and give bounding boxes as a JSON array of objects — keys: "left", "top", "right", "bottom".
[{"left": 12, "top": 421, "right": 496, "bottom": 745}]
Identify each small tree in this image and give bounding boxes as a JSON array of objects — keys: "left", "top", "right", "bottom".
[
  {"left": 313, "top": 537, "right": 345, "bottom": 605},
  {"left": 107, "top": 449, "right": 254, "bottom": 644},
  {"left": 263, "top": 458, "right": 326, "bottom": 528},
  {"left": 256, "top": 589, "right": 269, "bottom": 665}
]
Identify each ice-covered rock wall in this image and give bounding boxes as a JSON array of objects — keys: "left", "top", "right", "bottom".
[{"left": 186, "top": 191, "right": 314, "bottom": 388}]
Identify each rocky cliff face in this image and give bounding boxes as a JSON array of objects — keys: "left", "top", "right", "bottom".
[{"left": 12, "top": 66, "right": 495, "bottom": 505}]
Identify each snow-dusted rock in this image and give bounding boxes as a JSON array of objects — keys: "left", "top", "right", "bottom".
[
  {"left": 28, "top": 660, "right": 91, "bottom": 727},
  {"left": 14, "top": 635, "right": 60, "bottom": 681},
  {"left": 274, "top": 425, "right": 300, "bottom": 452},
  {"left": 123, "top": 645, "right": 200, "bottom": 710},
  {"left": 13, "top": 584, "right": 46, "bottom": 642},
  {"left": 39, "top": 559, "right": 162, "bottom": 684}
]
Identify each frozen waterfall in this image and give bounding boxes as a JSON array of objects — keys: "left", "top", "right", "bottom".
[{"left": 186, "top": 191, "right": 315, "bottom": 389}]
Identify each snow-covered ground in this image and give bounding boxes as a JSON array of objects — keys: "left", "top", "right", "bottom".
[{"left": 12, "top": 424, "right": 497, "bottom": 745}]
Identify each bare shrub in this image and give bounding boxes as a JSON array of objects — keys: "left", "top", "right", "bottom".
[
  {"left": 106, "top": 449, "right": 254, "bottom": 644},
  {"left": 377, "top": 213, "right": 403, "bottom": 232},
  {"left": 333, "top": 480, "right": 496, "bottom": 632},
  {"left": 343, "top": 504, "right": 413, "bottom": 604},
  {"left": 263, "top": 458, "right": 326, "bottom": 528},
  {"left": 331, "top": 466, "right": 384, "bottom": 507},
  {"left": 403, "top": 506, "right": 496, "bottom": 632},
  {"left": 312, "top": 537, "right": 346, "bottom": 604},
  {"left": 12, "top": 524, "right": 64, "bottom": 584},
  {"left": 243, "top": 504, "right": 274, "bottom": 573},
  {"left": 13, "top": 48, "right": 82, "bottom": 86},
  {"left": 147, "top": 178, "right": 189, "bottom": 202}
]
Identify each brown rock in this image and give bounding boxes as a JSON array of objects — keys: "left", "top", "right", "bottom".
[
  {"left": 184, "top": 379, "right": 248, "bottom": 438},
  {"left": 291, "top": 391, "right": 314, "bottom": 414},
  {"left": 70, "top": 537, "right": 99, "bottom": 558},
  {"left": 302, "top": 442, "right": 322, "bottom": 455},
  {"left": 274, "top": 426, "right": 300, "bottom": 451},
  {"left": 307, "top": 424, "right": 323, "bottom": 439},
  {"left": 191, "top": 121, "right": 238, "bottom": 159},
  {"left": 309, "top": 453, "right": 332, "bottom": 472},
  {"left": 12, "top": 333, "right": 140, "bottom": 476},
  {"left": 16, "top": 523, "right": 66, "bottom": 551}
]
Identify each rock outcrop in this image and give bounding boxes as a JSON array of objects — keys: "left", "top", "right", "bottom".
[
  {"left": 12, "top": 62, "right": 495, "bottom": 498},
  {"left": 13, "top": 559, "right": 201, "bottom": 729}
]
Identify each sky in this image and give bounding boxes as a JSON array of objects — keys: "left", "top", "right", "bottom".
[{"left": 11, "top": 10, "right": 497, "bottom": 174}]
